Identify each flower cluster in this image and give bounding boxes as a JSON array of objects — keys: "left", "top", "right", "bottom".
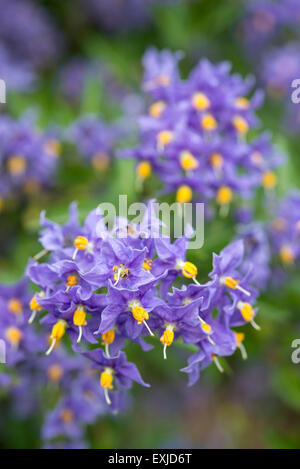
[
  {"left": 0, "top": 114, "right": 61, "bottom": 208},
  {"left": 120, "top": 49, "right": 282, "bottom": 213},
  {"left": 26, "top": 201, "right": 261, "bottom": 408},
  {"left": 0, "top": 0, "right": 61, "bottom": 72},
  {"left": 68, "top": 115, "right": 119, "bottom": 171},
  {"left": 269, "top": 191, "right": 300, "bottom": 266},
  {"left": 0, "top": 276, "right": 121, "bottom": 448}
]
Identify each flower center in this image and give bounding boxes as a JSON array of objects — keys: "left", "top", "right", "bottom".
[
  {"left": 232, "top": 115, "right": 249, "bottom": 134},
  {"left": 149, "top": 101, "right": 166, "bottom": 118},
  {"left": 192, "top": 92, "right": 211, "bottom": 111},
  {"left": 201, "top": 113, "right": 217, "bottom": 131},
  {"left": 47, "top": 364, "right": 64, "bottom": 382},
  {"left": 136, "top": 161, "right": 152, "bottom": 180},
  {"left": 7, "top": 298, "right": 23, "bottom": 315},
  {"left": 176, "top": 185, "right": 193, "bottom": 203},
  {"left": 7, "top": 155, "right": 27, "bottom": 175},
  {"left": 180, "top": 151, "right": 199, "bottom": 171},
  {"left": 5, "top": 327, "right": 23, "bottom": 346}
]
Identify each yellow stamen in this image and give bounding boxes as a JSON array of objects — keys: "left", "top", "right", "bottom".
[
  {"left": 142, "top": 258, "right": 152, "bottom": 271},
  {"left": 180, "top": 151, "right": 199, "bottom": 171},
  {"left": 176, "top": 185, "right": 193, "bottom": 203},
  {"left": 29, "top": 294, "right": 42, "bottom": 312},
  {"left": 46, "top": 320, "right": 67, "bottom": 355},
  {"left": 149, "top": 101, "right": 166, "bottom": 118},
  {"left": 7, "top": 155, "right": 27, "bottom": 175},
  {"left": 237, "top": 301, "right": 260, "bottom": 330},
  {"left": 234, "top": 97, "right": 250, "bottom": 110},
  {"left": 5, "top": 327, "right": 23, "bottom": 347},
  {"left": 201, "top": 322, "right": 212, "bottom": 334},
  {"left": 47, "top": 364, "right": 64, "bottom": 382},
  {"left": 136, "top": 161, "right": 152, "bottom": 180},
  {"left": 60, "top": 408, "right": 74, "bottom": 423},
  {"left": 73, "top": 308, "right": 87, "bottom": 343},
  {"left": 221, "top": 276, "right": 251, "bottom": 296},
  {"left": 74, "top": 235, "right": 88, "bottom": 251},
  {"left": 8, "top": 298, "right": 23, "bottom": 316},
  {"left": 216, "top": 186, "right": 233, "bottom": 205},
  {"left": 160, "top": 325, "right": 175, "bottom": 360},
  {"left": 181, "top": 261, "right": 198, "bottom": 279},
  {"left": 101, "top": 330, "right": 115, "bottom": 346},
  {"left": 201, "top": 113, "right": 217, "bottom": 131},
  {"left": 65, "top": 274, "right": 78, "bottom": 289},
  {"left": 262, "top": 171, "right": 277, "bottom": 189},
  {"left": 160, "top": 328, "right": 174, "bottom": 347},
  {"left": 279, "top": 245, "right": 295, "bottom": 265},
  {"left": 210, "top": 153, "right": 224, "bottom": 170},
  {"left": 232, "top": 115, "right": 249, "bottom": 134},
  {"left": 44, "top": 139, "right": 61, "bottom": 158},
  {"left": 157, "top": 130, "right": 173, "bottom": 148},
  {"left": 156, "top": 75, "right": 171, "bottom": 87},
  {"left": 100, "top": 368, "right": 114, "bottom": 389},
  {"left": 131, "top": 306, "right": 149, "bottom": 325},
  {"left": 192, "top": 92, "right": 211, "bottom": 110}
]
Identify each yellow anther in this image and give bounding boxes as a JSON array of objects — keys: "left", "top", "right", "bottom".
[
  {"left": 74, "top": 236, "right": 88, "bottom": 251},
  {"left": 100, "top": 369, "right": 114, "bottom": 389},
  {"left": 7, "top": 155, "right": 27, "bottom": 175},
  {"left": 216, "top": 186, "right": 233, "bottom": 205},
  {"left": 5, "top": 327, "right": 23, "bottom": 347},
  {"left": 47, "top": 364, "right": 64, "bottom": 382},
  {"left": 234, "top": 332, "right": 245, "bottom": 346},
  {"left": 238, "top": 302, "right": 255, "bottom": 322},
  {"left": 156, "top": 75, "right": 171, "bottom": 87},
  {"left": 131, "top": 306, "right": 149, "bottom": 325},
  {"left": 262, "top": 170, "right": 277, "bottom": 189},
  {"left": 157, "top": 130, "right": 173, "bottom": 148},
  {"left": 176, "top": 185, "right": 193, "bottom": 203},
  {"left": 142, "top": 258, "right": 153, "bottom": 271},
  {"left": 66, "top": 275, "right": 78, "bottom": 288},
  {"left": 149, "top": 101, "right": 166, "bottom": 118},
  {"left": 60, "top": 408, "right": 74, "bottom": 423},
  {"left": 201, "top": 322, "right": 212, "bottom": 334},
  {"left": 180, "top": 151, "right": 199, "bottom": 171},
  {"left": 8, "top": 298, "right": 23, "bottom": 316},
  {"left": 250, "top": 151, "right": 263, "bottom": 165},
  {"left": 46, "top": 320, "right": 67, "bottom": 356},
  {"left": 210, "top": 153, "right": 224, "bottom": 170},
  {"left": 29, "top": 294, "right": 42, "bottom": 311},
  {"left": 44, "top": 139, "right": 61, "bottom": 158},
  {"left": 280, "top": 245, "right": 295, "bottom": 265},
  {"left": 201, "top": 113, "right": 217, "bottom": 131},
  {"left": 101, "top": 329, "right": 115, "bottom": 345},
  {"left": 136, "top": 161, "right": 152, "bottom": 180},
  {"left": 192, "top": 92, "right": 211, "bottom": 110},
  {"left": 160, "top": 329, "right": 174, "bottom": 347},
  {"left": 232, "top": 115, "right": 249, "bottom": 134},
  {"left": 50, "top": 320, "right": 67, "bottom": 341},
  {"left": 223, "top": 276, "right": 239, "bottom": 290},
  {"left": 181, "top": 261, "right": 198, "bottom": 279},
  {"left": 234, "top": 97, "right": 250, "bottom": 110},
  {"left": 91, "top": 152, "right": 110, "bottom": 171},
  {"left": 73, "top": 308, "right": 87, "bottom": 327},
  {"left": 234, "top": 331, "right": 247, "bottom": 360}
]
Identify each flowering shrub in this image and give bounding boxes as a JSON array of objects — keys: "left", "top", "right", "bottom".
[
  {"left": 24, "top": 201, "right": 260, "bottom": 414},
  {"left": 120, "top": 49, "right": 282, "bottom": 213},
  {"left": 0, "top": 114, "right": 61, "bottom": 210}
]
